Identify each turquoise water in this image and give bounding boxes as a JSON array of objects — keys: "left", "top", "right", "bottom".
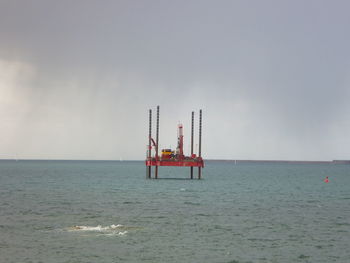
[{"left": 0, "top": 160, "right": 349, "bottom": 263}]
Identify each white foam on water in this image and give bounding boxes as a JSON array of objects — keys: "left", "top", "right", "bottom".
[
  {"left": 68, "top": 224, "right": 124, "bottom": 231},
  {"left": 66, "top": 224, "right": 127, "bottom": 236}
]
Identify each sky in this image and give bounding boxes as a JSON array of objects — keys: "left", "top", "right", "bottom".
[{"left": 0, "top": 0, "right": 350, "bottom": 161}]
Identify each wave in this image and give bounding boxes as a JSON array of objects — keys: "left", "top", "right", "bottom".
[
  {"left": 69, "top": 224, "right": 123, "bottom": 231},
  {"left": 67, "top": 224, "right": 128, "bottom": 236}
]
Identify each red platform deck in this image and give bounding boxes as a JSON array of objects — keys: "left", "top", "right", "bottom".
[{"left": 146, "top": 157, "right": 204, "bottom": 167}]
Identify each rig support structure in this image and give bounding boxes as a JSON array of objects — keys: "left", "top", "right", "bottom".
[
  {"left": 190, "top": 111, "right": 194, "bottom": 179},
  {"left": 147, "top": 109, "right": 152, "bottom": 179},
  {"left": 146, "top": 106, "right": 204, "bottom": 179},
  {"left": 198, "top": 109, "right": 202, "bottom": 179}
]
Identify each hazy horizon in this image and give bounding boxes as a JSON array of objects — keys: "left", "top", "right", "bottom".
[
  {"left": 1, "top": 1, "right": 350, "bottom": 161},
  {"left": 0, "top": 158, "right": 348, "bottom": 162}
]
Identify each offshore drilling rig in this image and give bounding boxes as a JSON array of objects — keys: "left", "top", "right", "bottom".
[{"left": 145, "top": 106, "right": 204, "bottom": 179}]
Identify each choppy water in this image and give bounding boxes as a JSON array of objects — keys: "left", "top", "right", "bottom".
[{"left": 0, "top": 160, "right": 349, "bottom": 263}]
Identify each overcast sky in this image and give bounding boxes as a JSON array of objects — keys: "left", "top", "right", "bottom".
[{"left": 0, "top": 0, "right": 349, "bottom": 160}]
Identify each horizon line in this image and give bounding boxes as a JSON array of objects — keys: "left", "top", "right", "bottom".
[{"left": 0, "top": 158, "right": 349, "bottom": 163}]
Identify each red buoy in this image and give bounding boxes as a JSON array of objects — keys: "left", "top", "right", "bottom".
[{"left": 324, "top": 176, "right": 329, "bottom": 183}]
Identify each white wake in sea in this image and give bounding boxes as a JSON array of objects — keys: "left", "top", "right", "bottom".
[{"left": 66, "top": 224, "right": 128, "bottom": 236}]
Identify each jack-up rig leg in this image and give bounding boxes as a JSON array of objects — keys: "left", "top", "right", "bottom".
[
  {"left": 198, "top": 109, "right": 202, "bottom": 180},
  {"left": 147, "top": 109, "right": 152, "bottom": 178},
  {"left": 155, "top": 106, "right": 159, "bottom": 179},
  {"left": 190, "top": 111, "right": 194, "bottom": 179}
]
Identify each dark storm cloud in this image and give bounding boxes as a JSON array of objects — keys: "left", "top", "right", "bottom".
[{"left": 0, "top": 0, "right": 349, "bottom": 160}]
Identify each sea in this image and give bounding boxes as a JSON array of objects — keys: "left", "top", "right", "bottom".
[{"left": 0, "top": 160, "right": 349, "bottom": 263}]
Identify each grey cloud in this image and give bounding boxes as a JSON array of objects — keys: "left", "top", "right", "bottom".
[{"left": 0, "top": 0, "right": 349, "bottom": 160}]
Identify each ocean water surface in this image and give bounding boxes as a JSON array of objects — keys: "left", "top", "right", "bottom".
[{"left": 0, "top": 160, "right": 349, "bottom": 263}]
